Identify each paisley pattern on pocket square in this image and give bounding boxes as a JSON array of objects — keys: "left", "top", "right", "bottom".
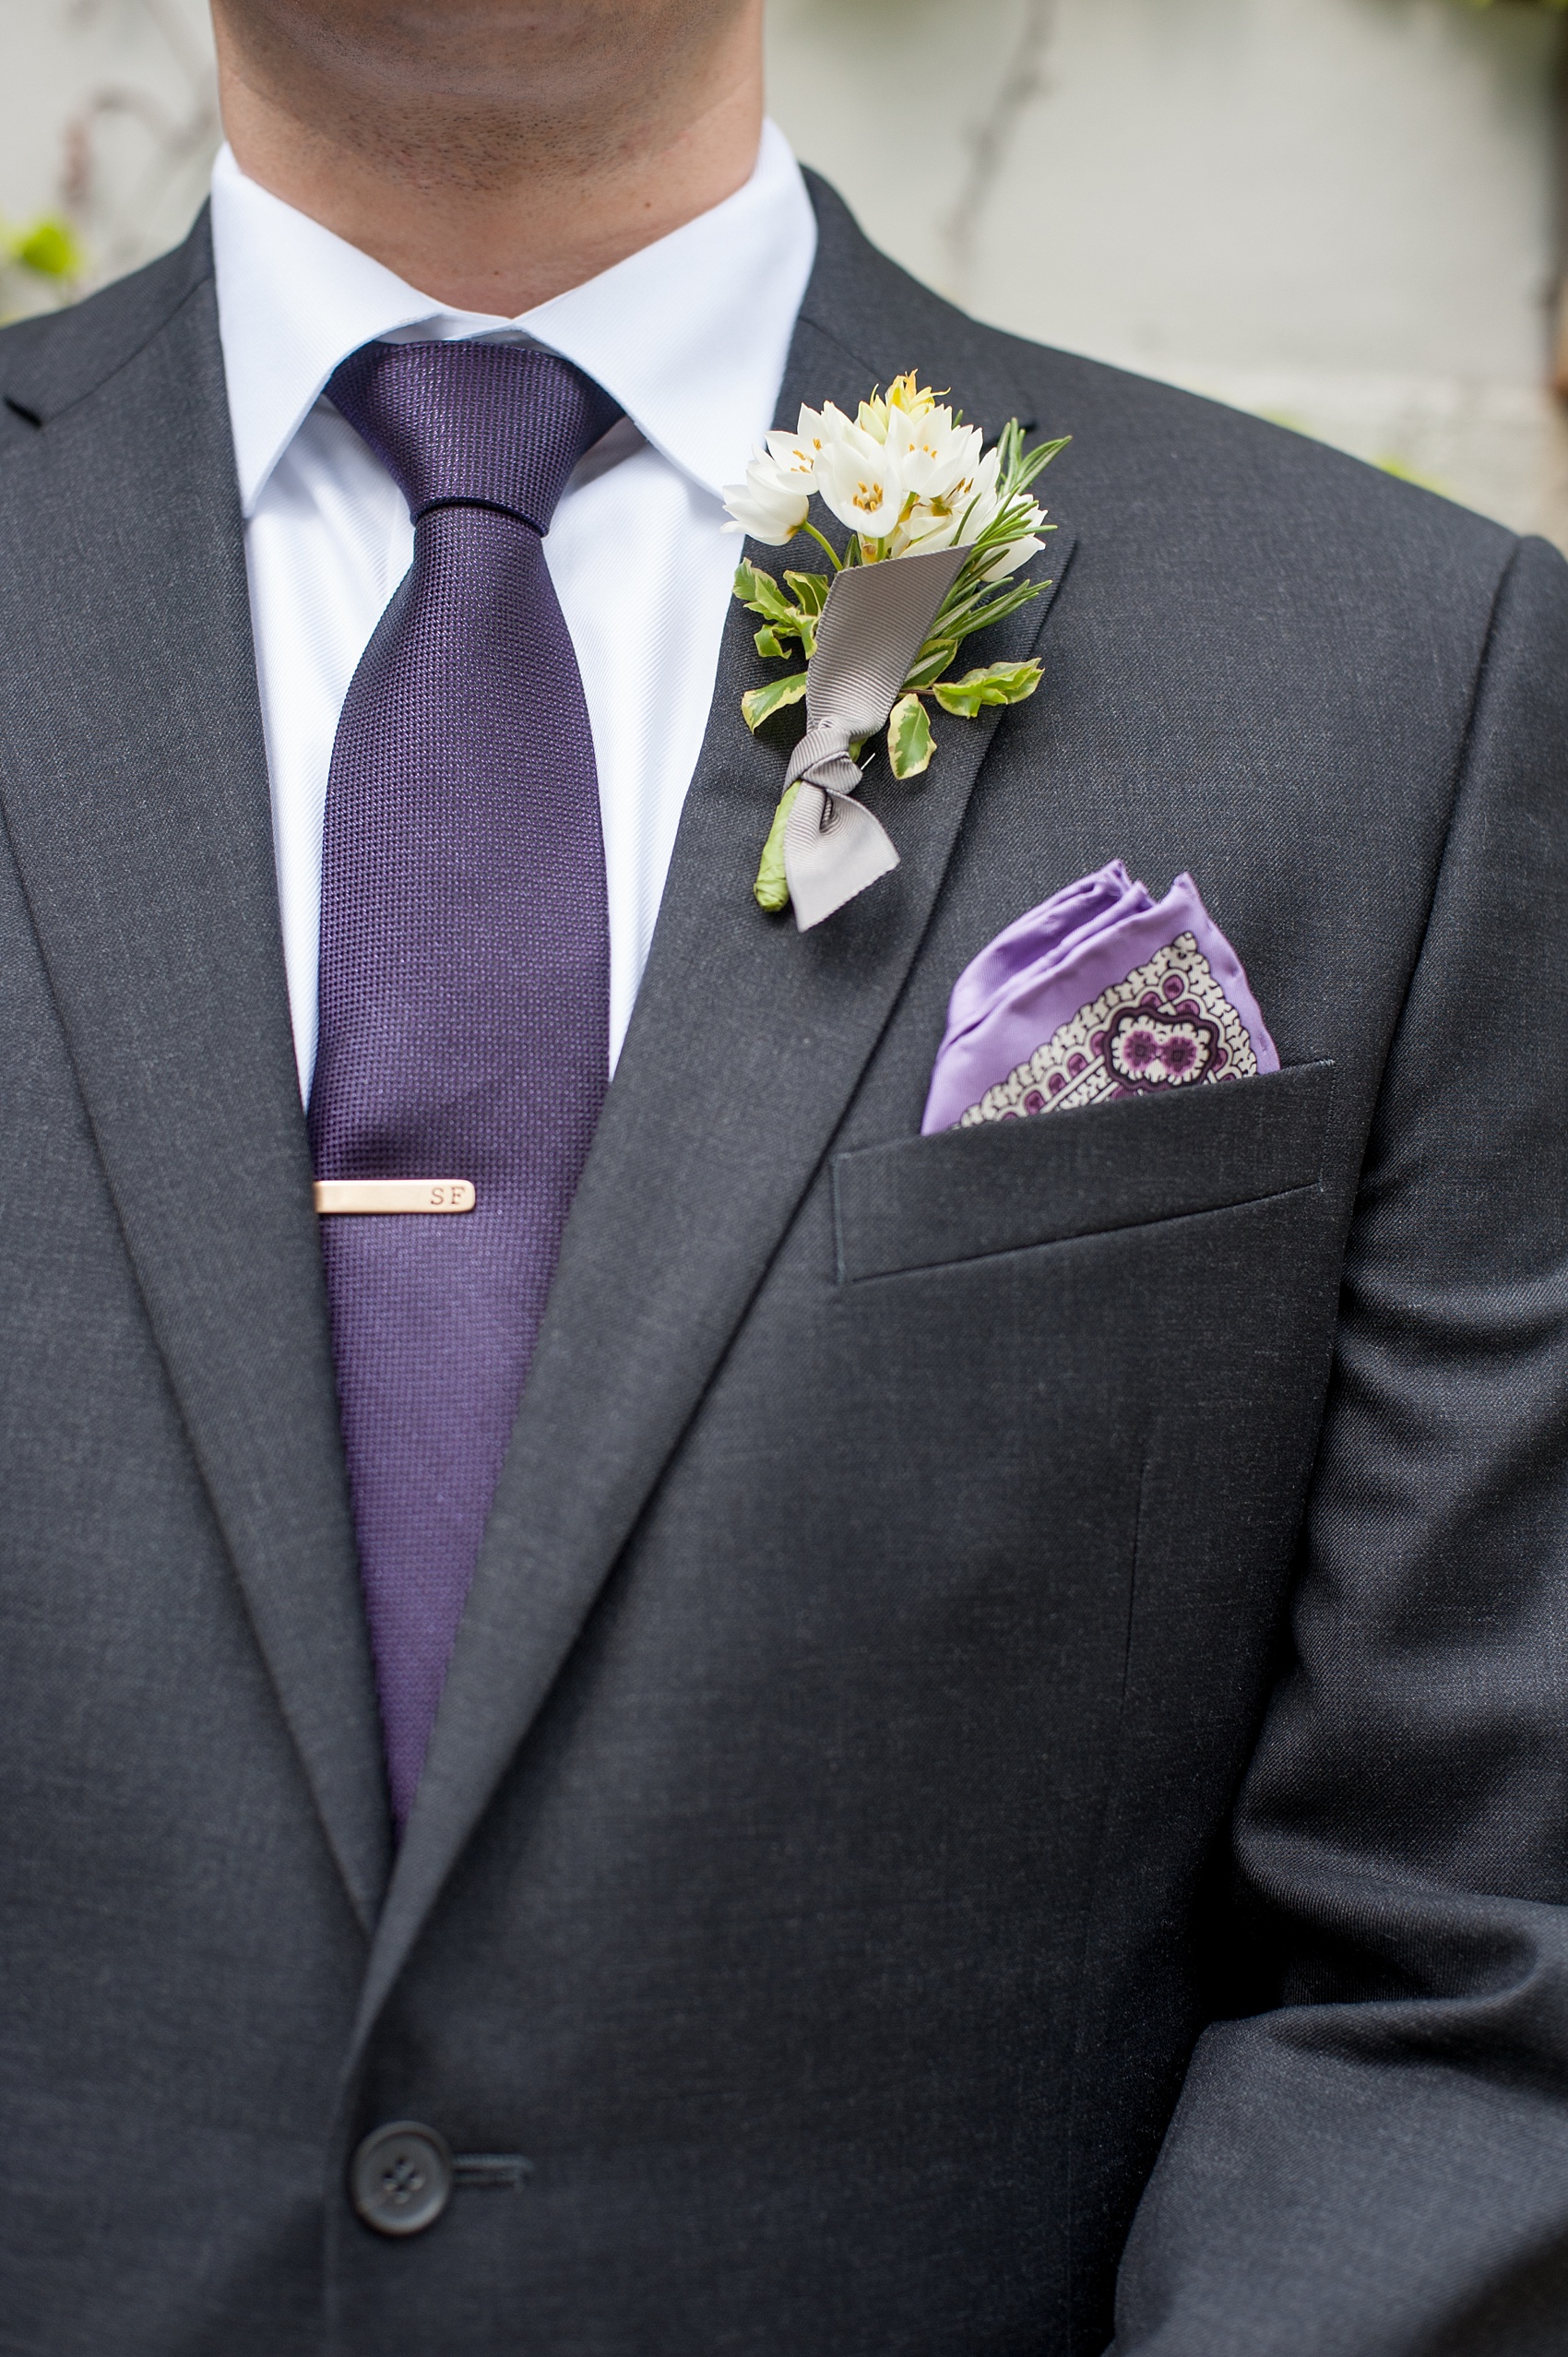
[
  {"left": 956, "top": 932, "right": 1259, "bottom": 1125},
  {"left": 922, "top": 861, "right": 1278, "bottom": 1134}
]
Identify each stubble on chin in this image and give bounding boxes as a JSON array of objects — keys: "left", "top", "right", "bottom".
[{"left": 212, "top": 0, "right": 757, "bottom": 191}]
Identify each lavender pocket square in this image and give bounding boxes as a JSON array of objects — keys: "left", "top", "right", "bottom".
[{"left": 922, "top": 861, "right": 1278, "bottom": 1135}]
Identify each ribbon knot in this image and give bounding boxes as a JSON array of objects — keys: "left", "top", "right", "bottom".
[
  {"left": 776, "top": 544, "right": 967, "bottom": 931},
  {"left": 785, "top": 714, "right": 865, "bottom": 807}
]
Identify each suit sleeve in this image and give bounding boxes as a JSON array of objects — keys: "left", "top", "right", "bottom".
[{"left": 1112, "top": 534, "right": 1568, "bottom": 2356}]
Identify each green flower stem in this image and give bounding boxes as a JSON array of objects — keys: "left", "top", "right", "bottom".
[
  {"left": 754, "top": 780, "right": 801, "bottom": 912},
  {"left": 801, "top": 521, "right": 844, "bottom": 571}
]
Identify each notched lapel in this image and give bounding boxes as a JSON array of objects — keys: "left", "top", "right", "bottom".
[
  {"left": 0, "top": 256, "right": 391, "bottom": 1930},
  {"left": 368, "top": 288, "right": 1079, "bottom": 2023}
]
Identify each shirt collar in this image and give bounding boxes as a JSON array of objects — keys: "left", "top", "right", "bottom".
[{"left": 211, "top": 123, "right": 817, "bottom": 519}]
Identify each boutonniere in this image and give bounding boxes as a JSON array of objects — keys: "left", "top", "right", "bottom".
[{"left": 722, "top": 374, "right": 1067, "bottom": 929}]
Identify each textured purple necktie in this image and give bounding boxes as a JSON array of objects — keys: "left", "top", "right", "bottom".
[{"left": 310, "top": 339, "right": 620, "bottom": 1828}]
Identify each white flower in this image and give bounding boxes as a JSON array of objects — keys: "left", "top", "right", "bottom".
[
  {"left": 885, "top": 403, "right": 982, "bottom": 507},
  {"left": 954, "top": 443, "right": 1004, "bottom": 535},
  {"left": 722, "top": 448, "right": 812, "bottom": 543},
  {"left": 901, "top": 444, "right": 1046, "bottom": 575},
  {"left": 722, "top": 403, "right": 841, "bottom": 542},
  {"left": 979, "top": 533, "right": 1044, "bottom": 582},
  {"left": 897, "top": 445, "right": 989, "bottom": 554},
  {"left": 814, "top": 408, "right": 909, "bottom": 542},
  {"left": 725, "top": 373, "right": 1051, "bottom": 576},
  {"left": 766, "top": 404, "right": 831, "bottom": 480}
]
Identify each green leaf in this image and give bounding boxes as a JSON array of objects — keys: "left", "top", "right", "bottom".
[
  {"left": 932, "top": 560, "right": 1051, "bottom": 644},
  {"left": 902, "top": 643, "right": 957, "bottom": 693},
  {"left": 986, "top": 421, "right": 1070, "bottom": 501},
  {"left": 754, "top": 781, "right": 800, "bottom": 912},
  {"left": 931, "top": 661, "right": 1043, "bottom": 719},
  {"left": 11, "top": 216, "right": 84, "bottom": 281},
  {"left": 967, "top": 578, "right": 1050, "bottom": 635},
  {"left": 741, "top": 672, "right": 809, "bottom": 732},
  {"left": 887, "top": 694, "right": 935, "bottom": 780},
  {"left": 784, "top": 569, "right": 832, "bottom": 616},
  {"left": 925, "top": 576, "right": 1048, "bottom": 661},
  {"left": 754, "top": 625, "right": 788, "bottom": 659},
  {"left": 899, "top": 572, "right": 1051, "bottom": 699},
  {"left": 732, "top": 561, "right": 800, "bottom": 628},
  {"left": 1012, "top": 433, "right": 1071, "bottom": 493}
]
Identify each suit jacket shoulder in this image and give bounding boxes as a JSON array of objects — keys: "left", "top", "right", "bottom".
[
  {"left": 801, "top": 169, "right": 1519, "bottom": 605},
  {"left": 0, "top": 208, "right": 213, "bottom": 451}
]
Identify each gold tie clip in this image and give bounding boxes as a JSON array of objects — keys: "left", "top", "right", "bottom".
[{"left": 314, "top": 1180, "right": 477, "bottom": 1216}]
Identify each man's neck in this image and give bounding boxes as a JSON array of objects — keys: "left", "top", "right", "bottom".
[{"left": 210, "top": 1, "right": 766, "bottom": 316}]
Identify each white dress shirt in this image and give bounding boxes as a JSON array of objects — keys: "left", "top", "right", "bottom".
[{"left": 209, "top": 125, "right": 817, "bottom": 1096}]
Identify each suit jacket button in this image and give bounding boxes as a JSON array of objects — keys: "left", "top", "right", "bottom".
[{"left": 350, "top": 2122, "right": 454, "bottom": 2237}]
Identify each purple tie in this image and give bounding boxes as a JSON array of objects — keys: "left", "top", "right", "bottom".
[{"left": 310, "top": 339, "right": 620, "bottom": 1828}]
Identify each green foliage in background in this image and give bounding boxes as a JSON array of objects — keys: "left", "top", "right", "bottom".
[
  {"left": 8, "top": 217, "right": 86, "bottom": 283},
  {"left": 0, "top": 214, "right": 86, "bottom": 325}
]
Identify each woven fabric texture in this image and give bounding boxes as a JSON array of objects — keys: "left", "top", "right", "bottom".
[{"left": 309, "top": 339, "right": 621, "bottom": 1827}]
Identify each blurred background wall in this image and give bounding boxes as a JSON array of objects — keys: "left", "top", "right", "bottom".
[{"left": 3, "top": 0, "right": 1565, "bottom": 545}]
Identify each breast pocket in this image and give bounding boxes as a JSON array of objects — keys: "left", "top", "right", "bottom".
[{"left": 831, "top": 1060, "right": 1336, "bottom": 1283}]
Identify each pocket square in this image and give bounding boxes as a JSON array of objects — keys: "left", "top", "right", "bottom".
[{"left": 921, "top": 861, "right": 1278, "bottom": 1134}]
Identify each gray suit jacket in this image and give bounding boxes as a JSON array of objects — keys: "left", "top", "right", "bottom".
[{"left": 2, "top": 176, "right": 1567, "bottom": 2357}]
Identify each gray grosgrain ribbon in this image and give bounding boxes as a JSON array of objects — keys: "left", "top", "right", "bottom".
[{"left": 781, "top": 543, "right": 968, "bottom": 931}]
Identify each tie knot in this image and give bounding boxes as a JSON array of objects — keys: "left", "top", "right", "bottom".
[{"left": 327, "top": 340, "right": 622, "bottom": 534}]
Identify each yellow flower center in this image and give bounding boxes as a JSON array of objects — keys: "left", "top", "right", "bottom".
[
  {"left": 927, "top": 477, "right": 970, "bottom": 518},
  {"left": 888, "top": 372, "right": 937, "bottom": 417}
]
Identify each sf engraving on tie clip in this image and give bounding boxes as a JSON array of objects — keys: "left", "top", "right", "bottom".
[{"left": 314, "top": 1180, "right": 477, "bottom": 1216}]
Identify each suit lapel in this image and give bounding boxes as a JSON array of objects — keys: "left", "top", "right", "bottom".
[
  {"left": 0, "top": 235, "right": 391, "bottom": 1930},
  {"left": 363, "top": 256, "right": 1078, "bottom": 2027}
]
